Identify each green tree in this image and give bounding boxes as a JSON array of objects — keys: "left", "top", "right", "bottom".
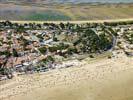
[
  {"left": 38, "top": 47, "right": 47, "bottom": 54},
  {"left": 12, "top": 48, "right": 19, "bottom": 57},
  {"left": 59, "top": 23, "right": 65, "bottom": 29}
]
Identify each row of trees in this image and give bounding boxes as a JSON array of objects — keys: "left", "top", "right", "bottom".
[
  {"left": 104, "top": 21, "right": 133, "bottom": 26},
  {"left": 1, "top": 20, "right": 133, "bottom": 32}
]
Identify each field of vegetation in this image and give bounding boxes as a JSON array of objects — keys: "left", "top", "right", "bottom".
[
  {"left": 1, "top": 3, "right": 133, "bottom": 21},
  {"left": 23, "top": 11, "right": 71, "bottom": 21}
]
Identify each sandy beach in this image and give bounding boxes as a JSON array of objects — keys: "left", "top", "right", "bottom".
[{"left": 0, "top": 53, "right": 133, "bottom": 100}]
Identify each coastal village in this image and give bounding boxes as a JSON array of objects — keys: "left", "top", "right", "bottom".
[
  {"left": 1, "top": 0, "right": 133, "bottom": 100},
  {"left": 0, "top": 21, "right": 133, "bottom": 81}
]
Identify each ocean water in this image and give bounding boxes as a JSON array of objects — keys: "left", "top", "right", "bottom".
[{"left": 57, "top": 0, "right": 133, "bottom": 3}]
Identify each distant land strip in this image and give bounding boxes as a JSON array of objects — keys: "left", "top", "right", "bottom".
[{"left": 1, "top": 18, "right": 133, "bottom": 24}]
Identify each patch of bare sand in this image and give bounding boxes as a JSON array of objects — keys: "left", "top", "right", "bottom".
[
  {"left": 1, "top": 55, "right": 133, "bottom": 100},
  {"left": 8, "top": 69, "right": 133, "bottom": 100}
]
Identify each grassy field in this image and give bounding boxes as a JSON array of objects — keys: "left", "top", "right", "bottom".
[
  {"left": 22, "top": 11, "right": 71, "bottom": 21},
  {"left": 0, "top": 3, "right": 133, "bottom": 21}
]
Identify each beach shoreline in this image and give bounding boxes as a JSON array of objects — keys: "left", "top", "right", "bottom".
[{"left": 1, "top": 53, "right": 133, "bottom": 100}]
